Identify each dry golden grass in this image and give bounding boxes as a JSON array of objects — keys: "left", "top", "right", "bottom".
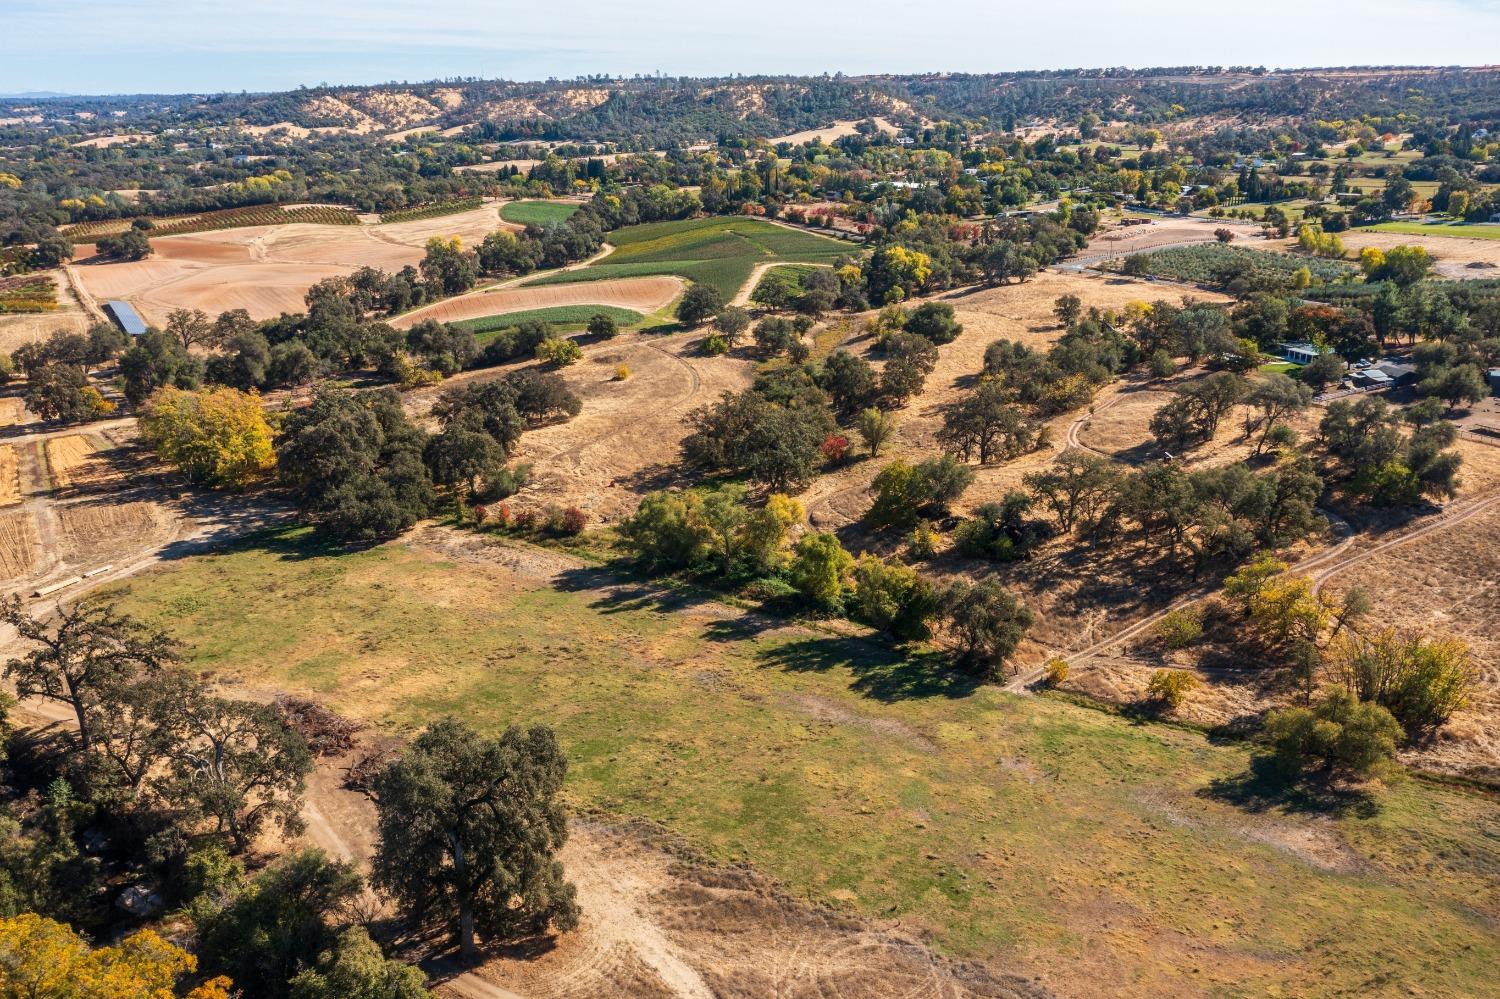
[
  {"left": 0, "top": 398, "right": 25, "bottom": 428},
  {"left": 0, "top": 508, "right": 38, "bottom": 579},
  {"left": 0, "top": 445, "right": 19, "bottom": 507}
]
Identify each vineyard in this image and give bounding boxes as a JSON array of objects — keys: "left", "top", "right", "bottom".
[
  {"left": 63, "top": 204, "right": 360, "bottom": 240},
  {"left": 526, "top": 216, "right": 847, "bottom": 299},
  {"left": 0, "top": 274, "right": 58, "bottom": 314},
  {"left": 1122, "top": 243, "right": 1358, "bottom": 287},
  {"left": 379, "top": 196, "right": 486, "bottom": 224}
]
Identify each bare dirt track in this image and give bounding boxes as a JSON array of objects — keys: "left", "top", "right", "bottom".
[
  {"left": 391, "top": 276, "right": 683, "bottom": 330},
  {"left": 72, "top": 204, "right": 508, "bottom": 325}
]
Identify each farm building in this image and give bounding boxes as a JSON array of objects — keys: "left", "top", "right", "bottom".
[
  {"left": 102, "top": 300, "right": 147, "bottom": 337},
  {"left": 1488, "top": 368, "right": 1500, "bottom": 394},
  {"left": 1280, "top": 341, "right": 1335, "bottom": 365},
  {"left": 1353, "top": 361, "right": 1417, "bottom": 389}
]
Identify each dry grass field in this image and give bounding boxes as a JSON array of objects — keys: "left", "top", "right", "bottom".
[
  {"left": 404, "top": 327, "right": 756, "bottom": 524},
  {"left": 1320, "top": 502, "right": 1500, "bottom": 778},
  {"left": 1269, "top": 229, "right": 1500, "bottom": 279},
  {"left": 73, "top": 203, "right": 507, "bottom": 325},
  {"left": 795, "top": 270, "right": 1232, "bottom": 531},
  {"left": 0, "top": 398, "right": 27, "bottom": 429},
  {"left": 0, "top": 445, "right": 20, "bottom": 507}
]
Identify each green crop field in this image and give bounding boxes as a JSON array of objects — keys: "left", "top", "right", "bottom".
[
  {"left": 500, "top": 200, "right": 581, "bottom": 226},
  {"left": 104, "top": 527, "right": 1500, "bottom": 998},
  {"left": 455, "top": 304, "right": 643, "bottom": 338},
  {"left": 526, "top": 216, "right": 849, "bottom": 299},
  {"left": 1368, "top": 220, "right": 1500, "bottom": 240},
  {"left": 1127, "top": 243, "right": 1357, "bottom": 285}
]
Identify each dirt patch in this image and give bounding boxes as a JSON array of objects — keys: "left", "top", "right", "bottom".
[
  {"left": 455, "top": 824, "right": 1047, "bottom": 999},
  {"left": 784, "top": 693, "right": 938, "bottom": 752},
  {"left": 45, "top": 435, "right": 108, "bottom": 490},
  {"left": 392, "top": 277, "right": 683, "bottom": 330},
  {"left": 768, "top": 117, "right": 900, "bottom": 145},
  {"left": 73, "top": 205, "right": 505, "bottom": 324},
  {"left": 1079, "top": 216, "right": 1264, "bottom": 264},
  {"left": 0, "top": 508, "right": 39, "bottom": 580},
  {"left": 56, "top": 500, "right": 174, "bottom": 568}
]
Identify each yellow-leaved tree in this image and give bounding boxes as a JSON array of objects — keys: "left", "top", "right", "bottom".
[
  {"left": 0, "top": 912, "right": 233, "bottom": 998},
  {"left": 139, "top": 386, "right": 276, "bottom": 490}
]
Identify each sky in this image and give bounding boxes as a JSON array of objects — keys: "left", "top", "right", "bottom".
[{"left": 5, "top": 0, "right": 1500, "bottom": 95}]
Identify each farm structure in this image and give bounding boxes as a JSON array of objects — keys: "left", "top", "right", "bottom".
[{"left": 103, "top": 299, "right": 147, "bottom": 336}]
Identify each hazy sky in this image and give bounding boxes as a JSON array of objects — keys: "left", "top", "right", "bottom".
[{"left": 6, "top": 0, "right": 1500, "bottom": 95}]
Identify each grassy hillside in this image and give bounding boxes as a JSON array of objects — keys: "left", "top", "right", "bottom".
[
  {"left": 526, "top": 216, "right": 849, "bottom": 299},
  {"left": 106, "top": 527, "right": 1500, "bottom": 998},
  {"left": 500, "top": 200, "right": 582, "bottom": 226}
]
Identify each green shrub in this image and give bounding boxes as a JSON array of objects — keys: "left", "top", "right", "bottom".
[
  {"left": 1263, "top": 687, "right": 1403, "bottom": 780},
  {"left": 1153, "top": 609, "right": 1203, "bottom": 649},
  {"left": 1146, "top": 669, "right": 1198, "bottom": 711},
  {"left": 534, "top": 337, "right": 582, "bottom": 366},
  {"left": 788, "top": 532, "right": 854, "bottom": 610},
  {"left": 850, "top": 554, "right": 940, "bottom": 641}
]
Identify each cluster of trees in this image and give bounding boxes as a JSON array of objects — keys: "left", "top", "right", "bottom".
[
  {"left": 683, "top": 367, "right": 838, "bottom": 492},
  {"left": 0, "top": 594, "right": 582, "bottom": 992},
  {"left": 0, "top": 596, "right": 312, "bottom": 934},
  {"left": 1214, "top": 556, "right": 1476, "bottom": 783},
  {"left": 620, "top": 485, "right": 1033, "bottom": 676},
  {"left": 277, "top": 376, "right": 576, "bottom": 540},
  {"left": 1318, "top": 396, "right": 1462, "bottom": 506}
]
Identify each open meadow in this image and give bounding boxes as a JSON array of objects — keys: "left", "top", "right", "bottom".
[{"left": 100, "top": 525, "right": 1500, "bottom": 999}]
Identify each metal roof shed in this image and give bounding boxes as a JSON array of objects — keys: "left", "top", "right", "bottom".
[{"left": 103, "top": 300, "right": 147, "bottom": 337}]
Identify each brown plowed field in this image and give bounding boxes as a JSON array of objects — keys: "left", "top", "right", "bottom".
[
  {"left": 0, "top": 508, "right": 38, "bottom": 579},
  {"left": 74, "top": 204, "right": 507, "bottom": 325},
  {"left": 392, "top": 276, "right": 683, "bottom": 329}
]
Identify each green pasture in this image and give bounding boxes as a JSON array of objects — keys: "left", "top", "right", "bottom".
[{"left": 103, "top": 527, "right": 1500, "bottom": 998}]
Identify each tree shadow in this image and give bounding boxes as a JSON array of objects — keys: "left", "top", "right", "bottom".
[
  {"left": 755, "top": 635, "right": 980, "bottom": 703},
  {"left": 1197, "top": 755, "right": 1381, "bottom": 819}
]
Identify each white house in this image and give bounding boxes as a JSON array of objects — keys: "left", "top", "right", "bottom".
[{"left": 1281, "top": 341, "right": 1335, "bottom": 365}]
